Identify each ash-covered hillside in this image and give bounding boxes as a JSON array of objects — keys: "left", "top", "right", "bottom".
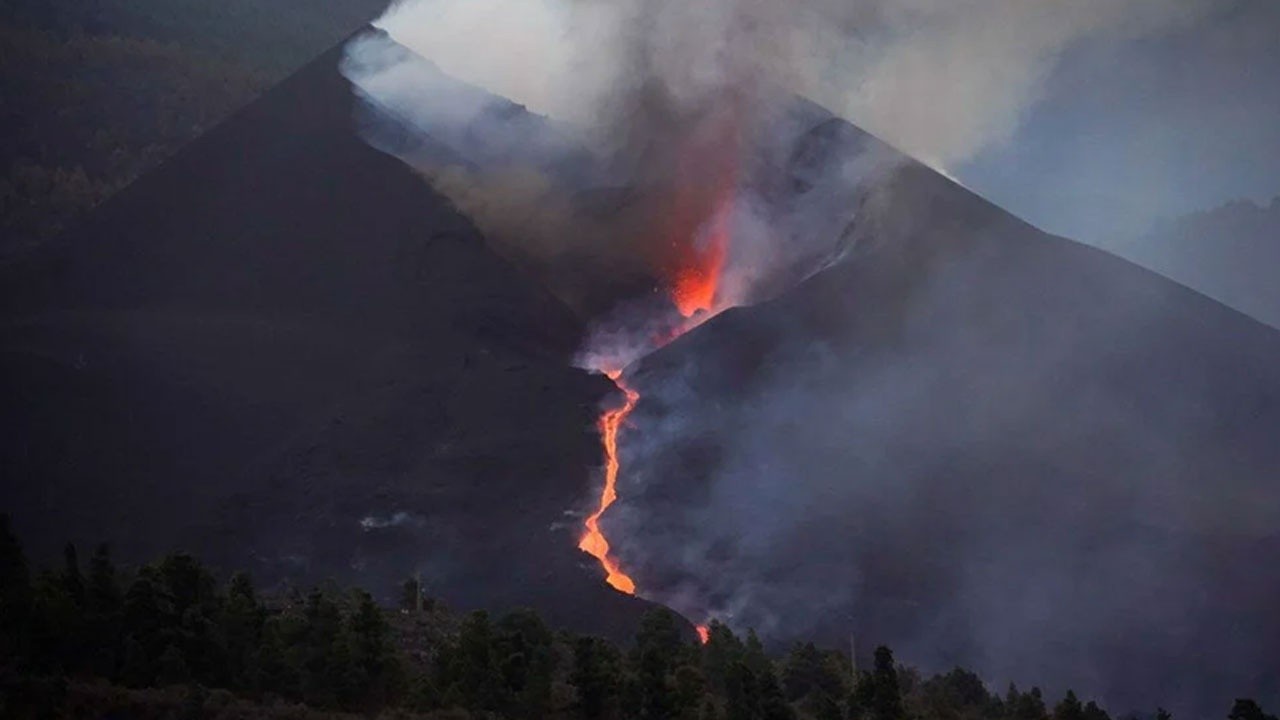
[
  {"left": 0, "top": 37, "right": 660, "bottom": 642},
  {"left": 1125, "top": 197, "right": 1280, "bottom": 329},
  {"left": 616, "top": 120, "right": 1280, "bottom": 714}
]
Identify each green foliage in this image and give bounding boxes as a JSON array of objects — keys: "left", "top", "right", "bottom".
[
  {"left": 783, "top": 642, "right": 847, "bottom": 704},
  {"left": 572, "top": 635, "right": 623, "bottom": 720},
  {"left": 759, "top": 665, "right": 796, "bottom": 720},
  {"left": 633, "top": 608, "right": 691, "bottom": 720},
  {"left": 849, "top": 646, "right": 904, "bottom": 720},
  {"left": 0, "top": 514, "right": 32, "bottom": 658},
  {"left": 725, "top": 659, "right": 759, "bottom": 720},
  {"left": 493, "top": 608, "right": 557, "bottom": 718},
  {"left": 449, "top": 610, "right": 505, "bottom": 711},
  {"left": 917, "top": 667, "right": 992, "bottom": 720},
  {"left": 0, "top": 529, "right": 1258, "bottom": 720},
  {"left": 703, "top": 620, "right": 746, "bottom": 695}
]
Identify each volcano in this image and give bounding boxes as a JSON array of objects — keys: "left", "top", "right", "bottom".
[
  {"left": 0, "top": 34, "right": 660, "bottom": 640},
  {"left": 2, "top": 29, "right": 1278, "bottom": 716}
]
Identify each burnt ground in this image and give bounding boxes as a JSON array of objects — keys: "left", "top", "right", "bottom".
[{"left": 0, "top": 37, "right": 659, "bottom": 641}]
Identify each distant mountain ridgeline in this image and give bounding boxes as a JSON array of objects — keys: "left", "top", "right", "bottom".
[
  {"left": 6, "top": 518, "right": 1275, "bottom": 720},
  {"left": 0, "top": 0, "right": 388, "bottom": 256},
  {"left": 1126, "top": 196, "right": 1280, "bottom": 329}
]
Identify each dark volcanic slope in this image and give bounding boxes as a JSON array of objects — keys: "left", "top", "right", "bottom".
[
  {"left": 620, "top": 122, "right": 1280, "bottom": 713},
  {"left": 0, "top": 37, "right": 655, "bottom": 640},
  {"left": 1128, "top": 197, "right": 1280, "bottom": 330}
]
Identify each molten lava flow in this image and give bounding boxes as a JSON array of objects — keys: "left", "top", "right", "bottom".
[
  {"left": 696, "top": 625, "right": 711, "bottom": 645},
  {"left": 579, "top": 105, "right": 742, "bottom": 624},
  {"left": 578, "top": 369, "right": 641, "bottom": 594}
]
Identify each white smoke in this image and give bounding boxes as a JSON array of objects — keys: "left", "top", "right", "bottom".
[{"left": 366, "top": 0, "right": 1213, "bottom": 175}]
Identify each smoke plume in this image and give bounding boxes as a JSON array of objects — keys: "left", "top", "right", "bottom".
[{"left": 354, "top": 0, "right": 1212, "bottom": 171}]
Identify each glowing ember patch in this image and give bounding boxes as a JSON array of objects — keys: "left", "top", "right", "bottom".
[
  {"left": 696, "top": 625, "right": 711, "bottom": 644},
  {"left": 578, "top": 370, "right": 641, "bottom": 595}
]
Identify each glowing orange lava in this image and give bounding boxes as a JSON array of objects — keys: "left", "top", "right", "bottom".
[
  {"left": 696, "top": 625, "right": 711, "bottom": 644},
  {"left": 671, "top": 198, "right": 731, "bottom": 318},
  {"left": 665, "top": 106, "right": 741, "bottom": 319},
  {"left": 578, "top": 369, "right": 641, "bottom": 594},
  {"left": 580, "top": 105, "right": 742, "bottom": 618}
]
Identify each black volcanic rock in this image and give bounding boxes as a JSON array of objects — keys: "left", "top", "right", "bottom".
[
  {"left": 618, "top": 122, "right": 1280, "bottom": 713},
  {"left": 0, "top": 35, "right": 658, "bottom": 641}
]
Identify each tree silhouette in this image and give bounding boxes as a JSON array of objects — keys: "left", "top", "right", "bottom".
[
  {"left": 1229, "top": 699, "right": 1279, "bottom": 720},
  {"left": 0, "top": 514, "right": 32, "bottom": 658},
  {"left": 573, "top": 635, "right": 623, "bottom": 720}
]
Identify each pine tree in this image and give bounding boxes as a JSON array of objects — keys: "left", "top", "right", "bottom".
[
  {"left": 813, "top": 692, "right": 844, "bottom": 720},
  {"left": 123, "top": 566, "right": 175, "bottom": 671},
  {"left": 495, "top": 608, "right": 556, "bottom": 719},
  {"left": 850, "top": 647, "right": 903, "bottom": 720},
  {"left": 1229, "top": 699, "right": 1279, "bottom": 720},
  {"left": 1020, "top": 688, "right": 1050, "bottom": 720},
  {"left": 0, "top": 514, "right": 32, "bottom": 658},
  {"left": 675, "top": 664, "right": 708, "bottom": 719},
  {"left": 1053, "top": 690, "right": 1084, "bottom": 720},
  {"left": 726, "top": 660, "right": 760, "bottom": 720},
  {"left": 121, "top": 634, "right": 153, "bottom": 687},
  {"left": 572, "top": 635, "right": 622, "bottom": 720},
  {"left": 254, "top": 615, "right": 301, "bottom": 698},
  {"left": 454, "top": 609, "right": 505, "bottom": 711},
  {"left": 87, "top": 544, "right": 122, "bottom": 615},
  {"left": 703, "top": 621, "right": 745, "bottom": 695},
  {"left": 347, "top": 590, "right": 403, "bottom": 708},
  {"left": 222, "top": 572, "right": 264, "bottom": 689},
  {"left": 61, "top": 543, "right": 86, "bottom": 606},
  {"left": 1082, "top": 700, "right": 1111, "bottom": 720},
  {"left": 85, "top": 543, "right": 123, "bottom": 677},
  {"left": 784, "top": 642, "right": 846, "bottom": 705},
  {"left": 759, "top": 665, "right": 796, "bottom": 720},
  {"left": 157, "top": 644, "right": 191, "bottom": 686},
  {"left": 634, "top": 608, "right": 687, "bottom": 720},
  {"left": 783, "top": 642, "right": 824, "bottom": 701},
  {"left": 743, "top": 630, "right": 770, "bottom": 676}
]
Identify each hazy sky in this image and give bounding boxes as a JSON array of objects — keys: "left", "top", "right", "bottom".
[{"left": 958, "top": 0, "right": 1280, "bottom": 247}]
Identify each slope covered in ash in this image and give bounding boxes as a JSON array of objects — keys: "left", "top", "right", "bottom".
[
  {"left": 1126, "top": 196, "right": 1280, "bottom": 329},
  {"left": 0, "top": 35, "right": 658, "bottom": 640},
  {"left": 619, "top": 120, "right": 1280, "bottom": 713}
]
